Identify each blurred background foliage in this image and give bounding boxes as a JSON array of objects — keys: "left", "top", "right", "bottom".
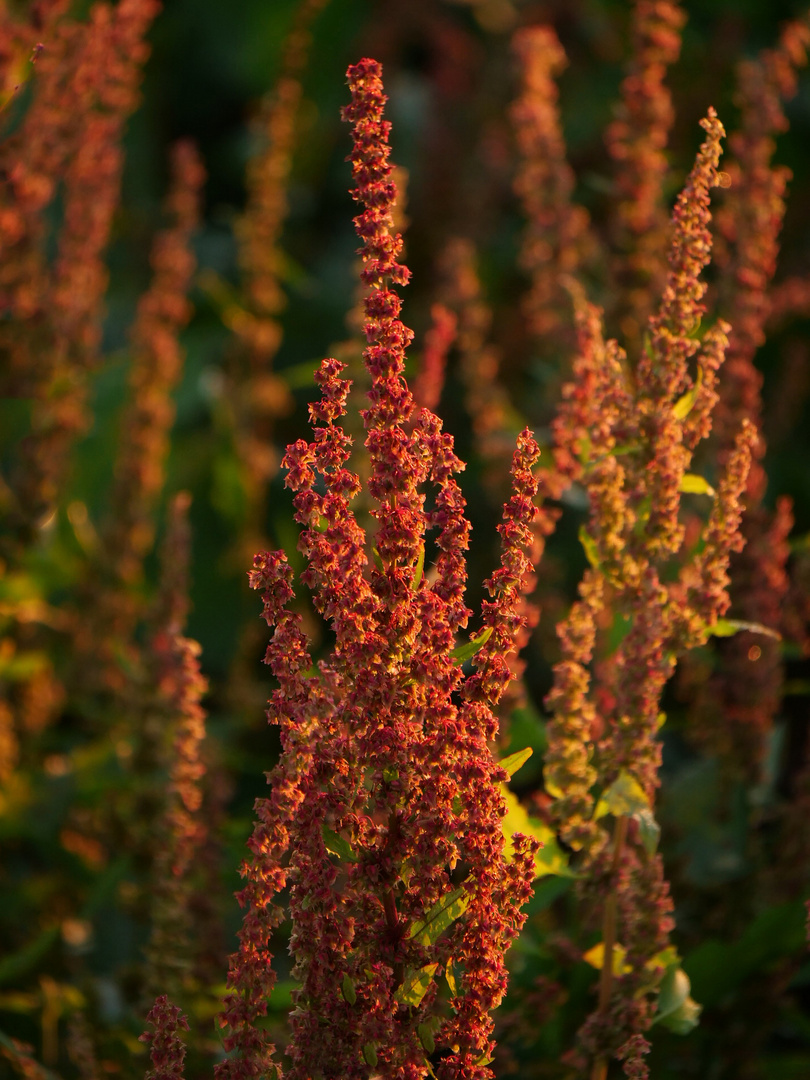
[{"left": 3, "top": 0, "right": 810, "bottom": 1077}]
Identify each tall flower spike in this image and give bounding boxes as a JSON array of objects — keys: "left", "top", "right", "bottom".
[
  {"left": 685, "top": 18, "right": 810, "bottom": 778},
  {"left": 638, "top": 108, "right": 725, "bottom": 558},
  {"left": 77, "top": 139, "right": 203, "bottom": 695},
  {"left": 7, "top": 0, "right": 161, "bottom": 539},
  {"left": 511, "top": 26, "right": 592, "bottom": 353},
  {"left": 219, "top": 59, "right": 541, "bottom": 1080},
  {"left": 106, "top": 140, "right": 204, "bottom": 591},
  {"left": 606, "top": 0, "right": 687, "bottom": 346},
  {"left": 140, "top": 996, "right": 189, "bottom": 1080},
  {"left": 543, "top": 113, "right": 758, "bottom": 1074},
  {"left": 713, "top": 14, "right": 810, "bottom": 492},
  {"left": 144, "top": 493, "right": 209, "bottom": 1005}
]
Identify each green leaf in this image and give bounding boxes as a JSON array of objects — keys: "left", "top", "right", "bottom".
[
  {"left": 594, "top": 771, "right": 649, "bottom": 820},
  {"left": 450, "top": 626, "right": 493, "bottom": 666},
  {"left": 607, "top": 611, "right": 633, "bottom": 655},
  {"left": 636, "top": 808, "right": 661, "bottom": 856},
  {"left": 499, "top": 747, "right": 533, "bottom": 779},
  {"left": 418, "top": 1016, "right": 440, "bottom": 1054},
  {"left": 501, "top": 787, "right": 575, "bottom": 879},
  {"left": 709, "top": 618, "right": 781, "bottom": 641},
  {"left": 394, "top": 963, "right": 439, "bottom": 1006},
  {"left": 408, "top": 889, "right": 470, "bottom": 947},
  {"left": 445, "top": 961, "right": 458, "bottom": 996},
  {"left": 583, "top": 941, "right": 632, "bottom": 975},
  {"left": 411, "top": 544, "right": 425, "bottom": 590},
  {"left": 656, "top": 966, "right": 701, "bottom": 1034},
  {"left": 341, "top": 974, "right": 356, "bottom": 1005},
  {"left": 363, "top": 1043, "right": 378, "bottom": 1067},
  {"left": 321, "top": 826, "right": 358, "bottom": 863},
  {"left": 595, "top": 772, "right": 660, "bottom": 853},
  {"left": 680, "top": 473, "right": 715, "bottom": 496},
  {"left": 578, "top": 525, "right": 600, "bottom": 569}
]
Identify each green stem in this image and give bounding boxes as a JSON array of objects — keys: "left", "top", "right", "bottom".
[{"left": 591, "top": 814, "right": 629, "bottom": 1080}]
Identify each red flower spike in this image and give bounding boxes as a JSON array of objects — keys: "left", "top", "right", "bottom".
[
  {"left": 140, "top": 996, "right": 190, "bottom": 1080},
  {"left": 217, "top": 59, "right": 542, "bottom": 1080}
]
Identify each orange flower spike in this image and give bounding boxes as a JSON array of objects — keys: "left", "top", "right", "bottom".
[
  {"left": 638, "top": 109, "right": 725, "bottom": 557},
  {"left": 511, "top": 25, "right": 592, "bottom": 348},
  {"left": 606, "top": 0, "right": 687, "bottom": 338}
]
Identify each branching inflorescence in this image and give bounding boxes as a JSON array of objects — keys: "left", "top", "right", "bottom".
[
  {"left": 543, "top": 110, "right": 756, "bottom": 1077},
  {"left": 212, "top": 59, "right": 543, "bottom": 1080}
]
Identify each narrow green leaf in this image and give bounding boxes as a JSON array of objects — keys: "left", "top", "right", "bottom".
[
  {"left": 372, "top": 546, "right": 384, "bottom": 572},
  {"left": 577, "top": 432, "right": 592, "bottom": 465},
  {"left": 445, "top": 961, "right": 458, "bottom": 996},
  {"left": 499, "top": 746, "right": 533, "bottom": 779},
  {"left": 578, "top": 525, "right": 600, "bottom": 570},
  {"left": 673, "top": 385, "right": 698, "bottom": 420},
  {"left": 608, "top": 441, "right": 641, "bottom": 458},
  {"left": 709, "top": 618, "right": 781, "bottom": 641},
  {"left": 363, "top": 1043, "right": 378, "bottom": 1067},
  {"left": 450, "top": 626, "right": 493, "bottom": 666},
  {"left": 321, "top": 826, "right": 357, "bottom": 863},
  {"left": 680, "top": 473, "right": 715, "bottom": 496},
  {"left": 411, "top": 544, "right": 425, "bottom": 590},
  {"left": 394, "top": 963, "right": 439, "bottom": 1006},
  {"left": 341, "top": 974, "right": 357, "bottom": 1005},
  {"left": 408, "top": 889, "right": 470, "bottom": 948}
]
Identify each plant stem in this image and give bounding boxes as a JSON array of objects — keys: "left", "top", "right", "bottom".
[{"left": 591, "top": 813, "right": 629, "bottom": 1080}]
